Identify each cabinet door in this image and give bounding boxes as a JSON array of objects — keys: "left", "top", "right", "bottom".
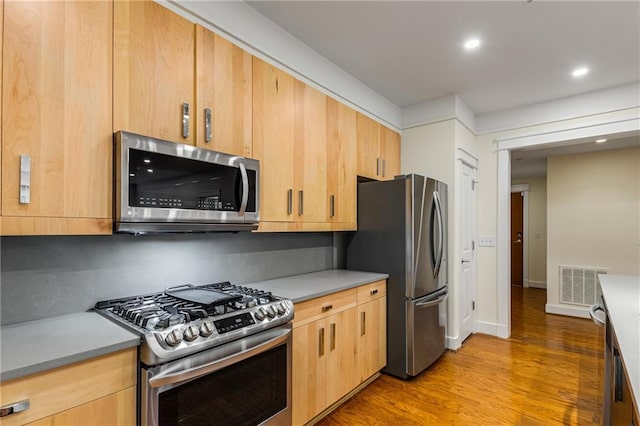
[
  {"left": 252, "top": 58, "right": 295, "bottom": 222},
  {"left": 292, "top": 319, "right": 327, "bottom": 426},
  {"left": 326, "top": 307, "right": 359, "bottom": 407},
  {"left": 114, "top": 0, "right": 194, "bottom": 144},
  {"left": 294, "top": 80, "right": 326, "bottom": 223},
  {"left": 25, "top": 387, "right": 136, "bottom": 426},
  {"left": 358, "top": 296, "right": 387, "bottom": 381},
  {"left": 326, "top": 98, "right": 356, "bottom": 229},
  {"left": 195, "top": 25, "right": 252, "bottom": 157},
  {"left": 356, "top": 113, "right": 381, "bottom": 180},
  {"left": 381, "top": 126, "right": 401, "bottom": 181},
  {"left": 2, "top": 0, "right": 112, "bottom": 233}
]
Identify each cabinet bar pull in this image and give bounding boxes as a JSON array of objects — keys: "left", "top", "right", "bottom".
[
  {"left": 287, "top": 189, "right": 293, "bottom": 215},
  {"left": 0, "top": 400, "right": 30, "bottom": 418},
  {"left": 321, "top": 304, "right": 333, "bottom": 312},
  {"left": 204, "top": 107, "right": 212, "bottom": 143},
  {"left": 298, "top": 190, "right": 304, "bottom": 216},
  {"left": 182, "top": 102, "right": 190, "bottom": 138},
  {"left": 376, "top": 158, "right": 381, "bottom": 176},
  {"left": 330, "top": 323, "right": 336, "bottom": 351},
  {"left": 370, "top": 289, "right": 378, "bottom": 296},
  {"left": 19, "top": 155, "right": 31, "bottom": 204},
  {"left": 330, "top": 195, "right": 335, "bottom": 218},
  {"left": 319, "top": 327, "right": 325, "bottom": 356},
  {"left": 382, "top": 159, "right": 386, "bottom": 178},
  {"left": 361, "top": 311, "right": 366, "bottom": 336}
]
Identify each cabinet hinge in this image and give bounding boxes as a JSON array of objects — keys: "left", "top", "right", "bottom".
[
  {"left": 472, "top": 180, "right": 478, "bottom": 190},
  {"left": 472, "top": 240, "right": 475, "bottom": 251},
  {"left": 472, "top": 301, "right": 475, "bottom": 310}
]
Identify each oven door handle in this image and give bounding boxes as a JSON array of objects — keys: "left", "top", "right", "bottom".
[{"left": 148, "top": 327, "right": 290, "bottom": 388}]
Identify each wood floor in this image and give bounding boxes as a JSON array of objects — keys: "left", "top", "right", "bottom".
[{"left": 315, "top": 286, "right": 604, "bottom": 425}]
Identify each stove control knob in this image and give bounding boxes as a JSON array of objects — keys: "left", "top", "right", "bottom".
[
  {"left": 165, "top": 328, "right": 183, "bottom": 347},
  {"left": 200, "top": 322, "right": 214, "bottom": 337},
  {"left": 267, "top": 305, "right": 277, "bottom": 318},
  {"left": 255, "top": 307, "right": 267, "bottom": 321},
  {"left": 183, "top": 325, "right": 199, "bottom": 342},
  {"left": 277, "top": 302, "right": 286, "bottom": 316}
]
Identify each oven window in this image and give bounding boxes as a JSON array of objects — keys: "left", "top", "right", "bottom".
[{"left": 158, "top": 344, "right": 287, "bottom": 426}]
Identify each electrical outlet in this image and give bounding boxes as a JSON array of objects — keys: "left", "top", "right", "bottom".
[{"left": 477, "top": 236, "right": 496, "bottom": 247}]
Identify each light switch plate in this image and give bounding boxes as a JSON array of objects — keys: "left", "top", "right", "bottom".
[{"left": 477, "top": 235, "right": 496, "bottom": 247}]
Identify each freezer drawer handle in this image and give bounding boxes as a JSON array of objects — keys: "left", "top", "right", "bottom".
[
  {"left": 0, "top": 400, "right": 30, "bottom": 418},
  {"left": 321, "top": 304, "right": 333, "bottom": 312},
  {"left": 415, "top": 293, "right": 448, "bottom": 309},
  {"left": 370, "top": 289, "right": 378, "bottom": 296}
]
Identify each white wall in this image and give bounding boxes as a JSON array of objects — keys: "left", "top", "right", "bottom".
[
  {"left": 511, "top": 177, "right": 547, "bottom": 287},
  {"left": 546, "top": 148, "right": 640, "bottom": 313}
]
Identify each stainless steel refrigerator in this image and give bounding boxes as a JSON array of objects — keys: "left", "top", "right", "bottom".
[{"left": 346, "top": 174, "right": 448, "bottom": 379}]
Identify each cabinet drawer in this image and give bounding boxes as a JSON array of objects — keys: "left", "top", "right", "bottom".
[
  {"left": 0, "top": 348, "right": 136, "bottom": 426},
  {"left": 293, "top": 289, "right": 357, "bottom": 326},
  {"left": 357, "top": 280, "right": 387, "bottom": 304}
]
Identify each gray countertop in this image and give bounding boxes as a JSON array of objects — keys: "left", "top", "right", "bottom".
[
  {"left": 247, "top": 269, "right": 389, "bottom": 303},
  {"left": 1, "top": 312, "right": 140, "bottom": 382},
  {"left": 599, "top": 275, "right": 640, "bottom": 411}
]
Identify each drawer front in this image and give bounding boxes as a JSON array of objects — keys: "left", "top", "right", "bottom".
[
  {"left": 0, "top": 348, "right": 136, "bottom": 426},
  {"left": 357, "top": 280, "right": 387, "bottom": 304},
  {"left": 293, "top": 288, "right": 357, "bottom": 326}
]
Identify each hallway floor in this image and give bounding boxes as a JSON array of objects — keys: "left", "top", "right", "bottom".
[{"left": 315, "top": 286, "right": 604, "bottom": 425}]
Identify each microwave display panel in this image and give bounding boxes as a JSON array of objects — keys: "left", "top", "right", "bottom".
[{"left": 128, "top": 148, "right": 257, "bottom": 213}]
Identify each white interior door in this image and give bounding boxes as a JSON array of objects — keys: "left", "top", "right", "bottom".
[{"left": 458, "top": 158, "right": 477, "bottom": 343}]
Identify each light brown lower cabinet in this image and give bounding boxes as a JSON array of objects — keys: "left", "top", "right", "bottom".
[
  {"left": 292, "top": 280, "right": 387, "bottom": 425},
  {"left": 0, "top": 348, "right": 136, "bottom": 426}
]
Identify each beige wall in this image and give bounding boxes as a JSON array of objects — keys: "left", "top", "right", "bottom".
[
  {"left": 511, "top": 177, "right": 547, "bottom": 286},
  {"left": 546, "top": 148, "right": 640, "bottom": 308}
]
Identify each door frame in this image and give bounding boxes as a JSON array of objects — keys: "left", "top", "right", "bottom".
[
  {"left": 495, "top": 114, "right": 639, "bottom": 339},
  {"left": 510, "top": 184, "right": 529, "bottom": 287}
]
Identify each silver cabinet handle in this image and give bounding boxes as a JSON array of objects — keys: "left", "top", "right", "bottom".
[
  {"left": 1, "top": 400, "right": 30, "bottom": 418},
  {"left": 19, "top": 154, "right": 31, "bottom": 204},
  {"left": 330, "top": 323, "right": 336, "bottom": 351},
  {"left": 330, "top": 195, "right": 335, "bottom": 218},
  {"left": 182, "top": 102, "right": 190, "bottom": 138},
  {"left": 287, "top": 189, "right": 293, "bottom": 215},
  {"left": 361, "top": 311, "right": 366, "bottom": 336},
  {"left": 298, "top": 190, "right": 304, "bottom": 216},
  {"left": 204, "top": 107, "right": 212, "bottom": 143},
  {"left": 319, "top": 327, "right": 325, "bottom": 357}
]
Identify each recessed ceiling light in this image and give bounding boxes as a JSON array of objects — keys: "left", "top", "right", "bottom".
[
  {"left": 464, "top": 38, "right": 481, "bottom": 50},
  {"left": 572, "top": 67, "right": 589, "bottom": 78},
  {"left": 595, "top": 138, "right": 607, "bottom": 143}
]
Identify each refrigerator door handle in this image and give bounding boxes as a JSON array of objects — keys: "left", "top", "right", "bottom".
[
  {"left": 415, "top": 293, "right": 448, "bottom": 309},
  {"left": 433, "top": 190, "right": 445, "bottom": 278}
]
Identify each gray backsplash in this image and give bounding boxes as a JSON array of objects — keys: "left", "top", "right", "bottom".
[{"left": 1, "top": 232, "right": 337, "bottom": 325}]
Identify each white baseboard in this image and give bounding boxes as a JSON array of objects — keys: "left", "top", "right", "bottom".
[
  {"left": 545, "top": 303, "right": 590, "bottom": 319},
  {"left": 446, "top": 335, "right": 463, "bottom": 351},
  {"left": 474, "top": 321, "right": 498, "bottom": 336},
  {"left": 525, "top": 279, "right": 547, "bottom": 289}
]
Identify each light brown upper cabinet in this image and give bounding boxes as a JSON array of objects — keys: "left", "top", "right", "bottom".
[
  {"left": 195, "top": 25, "right": 252, "bottom": 157},
  {"left": 356, "top": 112, "right": 401, "bottom": 181},
  {"left": 326, "top": 98, "right": 357, "bottom": 229},
  {"left": 114, "top": 0, "right": 195, "bottom": 145},
  {"left": 1, "top": 0, "right": 113, "bottom": 235},
  {"left": 252, "top": 57, "right": 295, "bottom": 223}
]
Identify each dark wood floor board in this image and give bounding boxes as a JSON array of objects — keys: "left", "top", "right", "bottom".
[{"left": 315, "top": 287, "right": 603, "bottom": 425}]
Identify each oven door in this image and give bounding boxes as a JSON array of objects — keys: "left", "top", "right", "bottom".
[{"left": 142, "top": 324, "right": 291, "bottom": 426}]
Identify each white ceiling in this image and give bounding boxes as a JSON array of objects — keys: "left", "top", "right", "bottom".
[{"left": 246, "top": 1, "right": 640, "bottom": 115}]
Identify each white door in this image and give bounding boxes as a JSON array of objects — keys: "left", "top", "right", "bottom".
[{"left": 458, "top": 158, "right": 477, "bottom": 343}]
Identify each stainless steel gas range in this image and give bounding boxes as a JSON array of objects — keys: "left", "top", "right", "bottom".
[{"left": 95, "top": 282, "right": 294, "bottom": 426}]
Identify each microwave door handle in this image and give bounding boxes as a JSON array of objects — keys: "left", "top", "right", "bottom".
[{"left": 237, "top": 159, "right": 249, "bottom": 217}]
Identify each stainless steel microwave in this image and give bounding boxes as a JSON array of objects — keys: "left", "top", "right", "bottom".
[{"left": 114, "top": 131, "right": 259, "bottom": 233}]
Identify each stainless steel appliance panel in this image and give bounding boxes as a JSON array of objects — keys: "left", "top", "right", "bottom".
[
  {"left": 142, "top": 324, "right": 292, "bottom": 426},
  {"left": 406, "top": 287, "right": 447, "bottom": 376}
]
